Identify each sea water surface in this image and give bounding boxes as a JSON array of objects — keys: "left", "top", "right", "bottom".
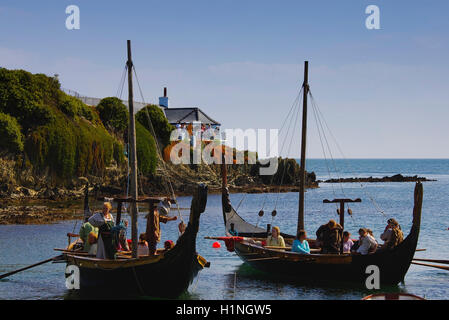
[{"left": 0, "top": 159, "right": 448, "bottom": 300}]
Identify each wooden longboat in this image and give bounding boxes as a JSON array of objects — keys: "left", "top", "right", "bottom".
[
  {"left": 60, "top": 41, "right": 209, "bottom": 298},
  {"left": 63, "top": 184, "right": 208, "bottom": 298},
  {"left": 220, "top": 61, "right": 423, "bottom": 286},
  {"left": 222, "top": 182, "right": 422, "bottom": 285}
]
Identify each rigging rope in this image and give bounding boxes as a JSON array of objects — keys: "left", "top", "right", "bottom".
[
  {"left": 258, "top": 87, "right": 303, "bottom": 214},
  {"left": 131, "top": 65, "right": 184, "bottom": 224},
  {"left": 274, "top": 89, "right": 302, "bottom": 211},
  {"left": 308, "top": 90, "right": 387, "bottom": 219},
  {"left": 116, "top": 64, "right": 130, "bottom": 212}
]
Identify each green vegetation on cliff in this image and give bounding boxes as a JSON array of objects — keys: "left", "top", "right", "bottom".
[
  {"left": 136, "top": 121, "right": 157, "bottom": 175},
  {"left": 96, "top": 97, "right": 129, "bottom": 134},
  {"left": 0, "top": 68, "right": 125, "bottom": 180},
  {"left": 136, "top": 104, "right": 174, "bottom": 149},
  {"left": 96, "top": 97, "right": 158, "bottom": 175},
  {"left": 0, "top": 112, "right": 24, "bottom": 154}
]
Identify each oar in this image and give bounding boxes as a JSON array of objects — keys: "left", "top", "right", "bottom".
[
  {"left": 412, "top": 258, "right": 449, "bottom": 265},
  {"left": 246, "top": 256, "right": 281, "bottom": 262},
  {"left": 411, "top": 262, "right": 449, "bottom": 271},
  {"left": 0, "top": 255, "right": 63, "bottom": 280}
]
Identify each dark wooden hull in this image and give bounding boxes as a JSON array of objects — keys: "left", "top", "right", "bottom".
[
  {"left": 222, "top": 183, "right": 423, "bottom": 286},
  {"left": 68, "top": 231, "right": 205, "bottom": 298},
  {"left": 65, "top": 184, "right": 208, "bottom": 298}
]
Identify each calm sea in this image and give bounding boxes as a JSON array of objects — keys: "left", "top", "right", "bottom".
[{"left": 1, "top": 159, "right": 448, "bottom": 300}]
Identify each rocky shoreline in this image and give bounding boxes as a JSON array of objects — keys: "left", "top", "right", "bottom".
[
  {"left": 320, "top": 174, "right": 436, "bottom": 183},
  {"left": 0, "top": 184, "right": 314, "bottom": 225},
  {"left": 1, "top": 161, "right": 433, "bottom": 225},
  {"left": 0, "top": 158, "right": 319, "bottom": 224}
]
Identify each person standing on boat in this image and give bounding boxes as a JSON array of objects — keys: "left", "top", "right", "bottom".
[
  {"left": 88, "top": 202, "right": 116, "bottom": 259},
  {"left": 292, "top": 230, "right": 310, "bottom": 254},
  {"left": 266, "top": 226, "right": 286, "bottom": 248},
  {"left": 316, "top": 220, "right": 343, "bottom": 254},
  {"left": 146, "top": 199, "right": 177, "bottom": 255},
  {"left": 380, "top": 218, "right": 404, "bottom": 250}
]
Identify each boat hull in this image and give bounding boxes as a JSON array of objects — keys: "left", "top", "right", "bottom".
[
  {"left": 68, "top": 251, "right": 205, "bottom": 298},
  {"left": 65, "top": 184, "right": 209, "bottom": 298},
  {"left": 234, "top": 227, "right": 418, "bottom": 285},
  {"left": 222, "top": 183, "right": 423, "bottom": 287}
]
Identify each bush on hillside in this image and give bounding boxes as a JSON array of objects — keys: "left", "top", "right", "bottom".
[
  {"left": 136, "top": 104, "right": 174, "bottom": 148},
  {"left": 0, "top": 112, "right": 24, "bottom": 154},
  {"left": 0, "top": 68, "right": 58, "bottom": 132},
  {"left": 0, "top": 68, "right": 124, "bottom": 180},
  {"left": 58, "top": 93, "right": 96, "bottom": 121},
  {"left": 25, "top": 113, "right": 118, "bottom": 179},
  {"left": 96, "top": 97, "right": 129, "bottom": 135},
  {"left": 136, "top": 121, "right": 157, "bottom": 175}
]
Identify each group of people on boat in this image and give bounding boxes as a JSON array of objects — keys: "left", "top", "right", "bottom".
[
  {"left": 257, "top": 217, "right": 404, "bottom": 255},
  {"left": 77, "top": 200, "right": 181, "bottom": 259}
]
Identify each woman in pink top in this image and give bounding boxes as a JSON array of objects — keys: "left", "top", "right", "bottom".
[{"left": 342, "top": 231, "right": 354, "bottom": 253}]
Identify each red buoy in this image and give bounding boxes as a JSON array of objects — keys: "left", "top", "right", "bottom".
[{"left": 212, "top": 241, "right": 221, "bottom": 248}]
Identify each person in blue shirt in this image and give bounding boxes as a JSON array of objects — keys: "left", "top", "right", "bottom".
[{"left": 292, "top": 230, "right": 310, "bottom": 254}]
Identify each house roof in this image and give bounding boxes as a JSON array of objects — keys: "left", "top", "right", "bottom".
[{"left": 163, "top": 107, "right": 220, "bottom": 125}]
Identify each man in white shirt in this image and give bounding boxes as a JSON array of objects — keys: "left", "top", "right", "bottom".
[{"left": 356, "top": 228, "right": 377, "bottom": 255}]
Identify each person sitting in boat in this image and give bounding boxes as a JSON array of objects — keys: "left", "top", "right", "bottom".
[
  {"left": 88, "top": 202, "right": 116, "bottom": 259},
  {"left": 87, "top": 231, "right": 98, "bottom": 255},
  {"left": 178, "top": 221, "right": 186, "bottom": 236},
  {"left": 266, "top": 226, "right": 286, "bottom": 248},
  {"left": 342, "top": 231, "right": 354, "bottom": 253},
  {"left": 354, "top": 228, "right": 378, "bottom": 255},
  {"left": 78, "top": 220, "right": 99, "bottom": 253},
  {"left": 379, "top": 218, "right": 404, "bottom": 250},
  {"left": 137, "top": 233, "right": 149, "bottom": 256},
  {"left": 291, "top": 230, "right": 310, "bottom": 254},
  {"left": 164, "top": 240, "right": 175, "bottom": 252},
  {"left": 316, "top": 220, "right": 343, "bottom": 254},
  {"left": 146, "top": 199, "right": 178, "bottom": 255},
  {"left": 116, "top": 219, "right": 129, "bottom": 251}
]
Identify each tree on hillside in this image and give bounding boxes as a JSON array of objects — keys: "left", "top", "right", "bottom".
[
  {"left": 136, "top": 104, "right": 174, "bottom": 149},
  {"left": 136, "top": 121, "right": 157, "bottom": 175},
  {"left": 96, "top": 97, "right": 129, "bottom": 135}
]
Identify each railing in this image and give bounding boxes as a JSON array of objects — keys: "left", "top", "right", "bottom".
[{"left": 61, "top": 88, "right": 148, "bottom": 110}]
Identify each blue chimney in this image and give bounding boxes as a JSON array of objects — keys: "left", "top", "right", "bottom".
[{"left": 159, "top": 87, "right": 169, "bottom": 108}]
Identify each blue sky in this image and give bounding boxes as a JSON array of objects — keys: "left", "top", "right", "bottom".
[{"left": 1, "top": 1, "right": 448, "bottom": 158}]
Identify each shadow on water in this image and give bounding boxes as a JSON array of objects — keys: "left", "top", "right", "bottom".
[{"left": 229, "top": 263, "right": 409, "bottom": 299}]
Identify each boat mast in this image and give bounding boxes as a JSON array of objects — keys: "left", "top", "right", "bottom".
[
  {"left": 221, "top": 147, "right": 227, "bottom": 189},
  {"left": 127, "top": 40, "right": 139, "bottom": 258},
  {"left": 297, "top": 61, "right": 309, "bottom": 235}
]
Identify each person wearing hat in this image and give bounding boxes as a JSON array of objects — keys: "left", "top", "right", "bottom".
[
  {"left": 146, "top": 199, "right": 177, "bottom": 255},
  {"left": 380, "top": 218, "right": 404, "bottom": 250},
  {"left": 315, "top": 219, "right": 343, "bottom": 254}
]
